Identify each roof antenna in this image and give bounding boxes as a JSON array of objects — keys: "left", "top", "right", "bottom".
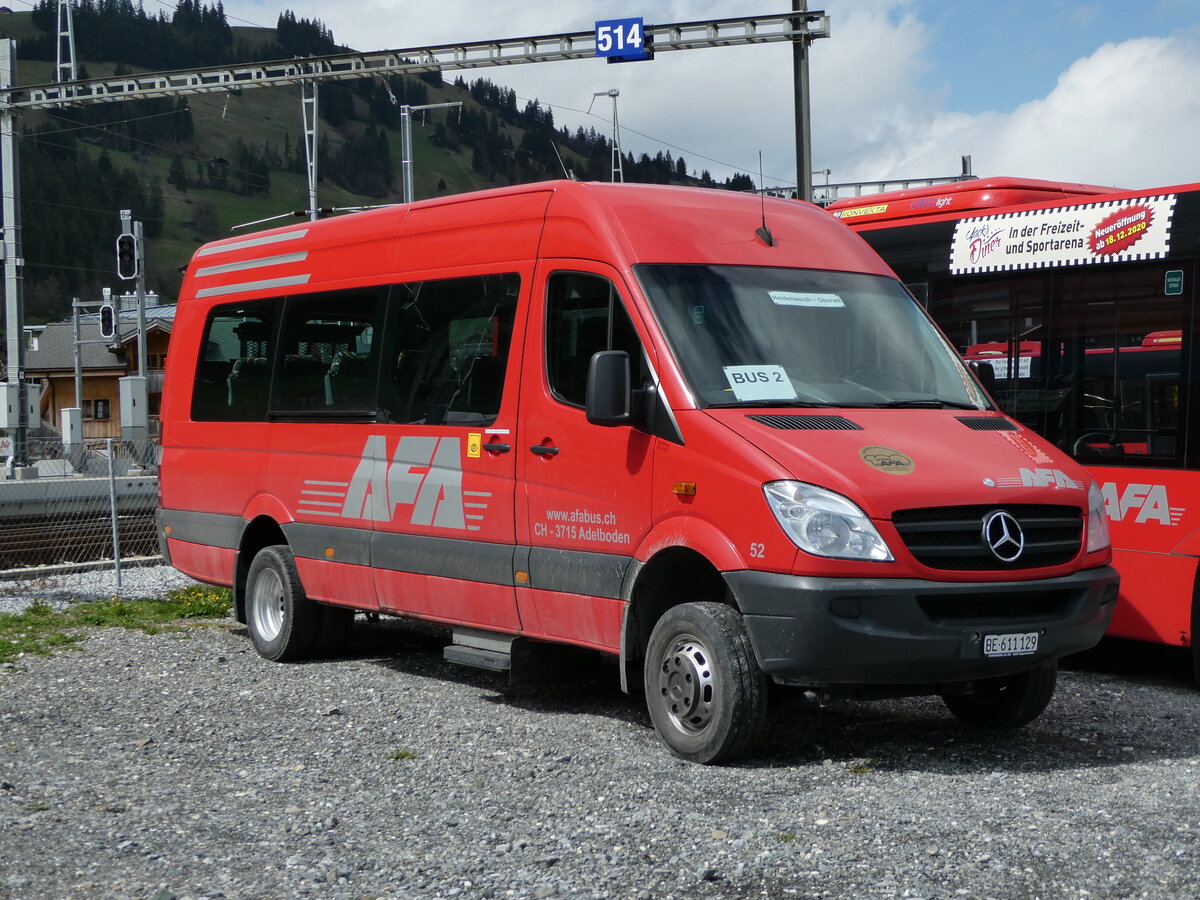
[
  {"left": 755, "top": 151, "right": 774, "bottom": 247},
  {"left": 550, "top": 141, "right": 575, "bottom": 180}
]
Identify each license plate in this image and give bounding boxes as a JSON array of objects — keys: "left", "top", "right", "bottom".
[{"left": 983, "top": 632, "right": 1039, "bottom": 658}]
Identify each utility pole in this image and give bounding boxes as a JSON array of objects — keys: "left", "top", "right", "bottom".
[
  {"left": 399, "top": 102, "right": 462, "bottom": 203},
  {"left": 791, "top": 0, "right": 830, "bottom": 203},
  {"left": 589, "top": 89, "right": 623, "bottom": 183},
  {"left": 301, "top": 76, "right": 319, "bottom": 221},
  {"left": 1, "top": 40, "right": 29, "bottom": 475},
  {"left": 116, "top": 211, "right": 148, "bottom": 443},
  {"left": 55, "top": 0, "right": 77, "bottom": 85}
]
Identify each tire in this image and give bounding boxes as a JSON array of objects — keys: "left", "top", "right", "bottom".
[
  {"left": 942, "top": 662, "right": 1058, "bottom": 728},
  {"left": 643, "top": 602, "right": 768, "bottom": 764},
  {"left": 245, "top": 545, "right": 321, "bottom": 662}
]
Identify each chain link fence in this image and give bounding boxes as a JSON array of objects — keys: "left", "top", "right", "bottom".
[{"left": 0, "top": 436, "right": 160, "bottom": 587}]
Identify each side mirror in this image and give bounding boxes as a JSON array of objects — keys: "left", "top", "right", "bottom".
[{"left": 585, "top": 350, "right": 631, "bottom": 426}]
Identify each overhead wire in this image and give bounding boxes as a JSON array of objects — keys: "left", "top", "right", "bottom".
[{"left": 524, "top": 93, "right": 792, "bottom": 187}]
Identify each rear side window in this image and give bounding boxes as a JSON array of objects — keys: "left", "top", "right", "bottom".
[
  {"left": 381, "top": 274, "right": 520, "bottom": 426},
  {"left": 271, "top": 289, "right": 384, "bottom": 415},
  {"left": 191, "top": 303, "right": 275, "bottom": 422},
  {"left": 189, "top": 275, "right": 519, "bottom": 425}
]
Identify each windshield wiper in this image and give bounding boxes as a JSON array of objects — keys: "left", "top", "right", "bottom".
[
  {"left": 706, "top": 399, "right": 838, "bottom": 409},
  {"left": 866, "top": 398, "right": 983, "bottom": 410}
]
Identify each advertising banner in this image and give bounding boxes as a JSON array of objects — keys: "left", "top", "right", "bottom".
[{"left": 950, "top": 194, "right": 1177, "bottom": 274}]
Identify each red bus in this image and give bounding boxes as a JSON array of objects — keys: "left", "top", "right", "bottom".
[
  {"left": 158, "top": 181, "right": 1118, "bottom": 762},
  {"left": 830, "top": 177, "right": 1200, "bottom": 682}
]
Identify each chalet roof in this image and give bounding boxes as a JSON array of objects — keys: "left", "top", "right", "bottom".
[{"left": 25, "top": 305, "right": 176, "bottom": 372}]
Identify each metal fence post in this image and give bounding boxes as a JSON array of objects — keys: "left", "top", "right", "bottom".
[{"left": 106, "top": 438, "right": 122, "bottom": 592}]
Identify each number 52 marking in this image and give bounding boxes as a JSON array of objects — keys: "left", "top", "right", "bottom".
[{"left": 749, "top": 542, "right": 766, "bottom": 558}]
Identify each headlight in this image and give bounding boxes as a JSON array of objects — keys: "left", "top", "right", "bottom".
[
  {"left": 1086, "top": 480, "right": 1111, "bottom": 553},
  {"left": 763, "top": 481, "right": 893, "bottom": 561}
]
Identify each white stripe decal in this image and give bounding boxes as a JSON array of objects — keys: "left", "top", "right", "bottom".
[
  {"left": 195, "top": 274, "right": 312, "bottom": 298},
  {"left": 195, "top": 251, "right": 308, "bottom": 278},
  {"left": 195, "top": 229, "right": 309, "bottom": 257}
]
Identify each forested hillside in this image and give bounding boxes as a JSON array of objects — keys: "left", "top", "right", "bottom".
[{"left": 4, "top": 1, "right": 754, "bottom": 322}]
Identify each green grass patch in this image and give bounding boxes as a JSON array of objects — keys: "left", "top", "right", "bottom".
[
  {"left": 0, "top": 584, "right": 232, "bottom": 664},
  {"left": 388, "top": 748, "right": 418, "bottom": 760}
]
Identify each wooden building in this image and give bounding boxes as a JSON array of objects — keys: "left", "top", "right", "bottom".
[{"left": 25, "top": 302, "right": 176, "bottom": 440}]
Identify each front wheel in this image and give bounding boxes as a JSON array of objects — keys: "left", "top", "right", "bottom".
[
  {"left": 644, "top": 602, "right": 767, "bottom": 764},
  {"left": 245, "top": 544, "right": 321, "bottom": 662},
  {"left": 942, "top": 662, "right": 1058, "bottom": 728}
]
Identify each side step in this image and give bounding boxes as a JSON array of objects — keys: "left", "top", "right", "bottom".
[{"left": 443, "top": 627, "right": 514, "bottom": 673}]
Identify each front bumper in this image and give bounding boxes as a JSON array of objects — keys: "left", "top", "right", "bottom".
[{"left": 728, "top": 566, "right": 1119, "bottom": 687}]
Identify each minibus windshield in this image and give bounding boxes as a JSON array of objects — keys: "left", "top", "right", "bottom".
[{"left": 636, "top": 265, "right": 988, "bottom": 410}]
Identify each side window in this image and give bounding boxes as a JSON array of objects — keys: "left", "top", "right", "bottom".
[
  {"left": 382, "top": 274, "right": 519, "bottom": 426},
  {"left": 271, "top": 289, "right": 384, "bottom": 415},
  {"left": 546, "top": 272, "right": 645, "bottom": 407},
  {"left": 191, "top": 302, "right": 275, "bottom": 422}
]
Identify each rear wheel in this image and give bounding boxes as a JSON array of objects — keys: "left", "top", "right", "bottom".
[
  {"left": 942, "top": 662, "right": 1058, "bottom": 728},
  {"left": 245, "top": 545, "right": 320, "bottom": 662},
  {"left": 644, "top": 602, "right": 767, "bottom": 764}
]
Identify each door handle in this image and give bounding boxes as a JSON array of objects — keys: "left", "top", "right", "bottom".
[
  {"left": 482, "top": 441, "right": 511, "bottom": 453},
  {"left": 529, "top": 444, "right": 560, "bottom": 456}
]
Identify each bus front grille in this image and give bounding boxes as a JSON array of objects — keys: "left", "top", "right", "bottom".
[{"left": 892, "top": 504, "right": 1082, "bottom": 571}]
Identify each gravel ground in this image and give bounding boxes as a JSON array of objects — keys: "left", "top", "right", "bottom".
[{"left": 2, "top": 571, "right": 1199, "bottom": 900}]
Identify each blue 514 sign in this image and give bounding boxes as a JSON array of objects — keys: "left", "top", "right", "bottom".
[{"left": 595, "top": 17, "right": 651, "bottom": 62}]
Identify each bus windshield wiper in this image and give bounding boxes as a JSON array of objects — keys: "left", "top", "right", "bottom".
[
  {"left": 867, "top": 398, "right": 983, "bottom": 410},
  {"left": 706, "top": 399, "right": 838, "bottom": 409}
]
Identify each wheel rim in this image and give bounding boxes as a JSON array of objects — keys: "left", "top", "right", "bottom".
[
  {"left": 655, "top": 632, "right": 717, "bottom": 735},
  {"left": 249, "top": 566, "right": 285, "bottom": 642}
]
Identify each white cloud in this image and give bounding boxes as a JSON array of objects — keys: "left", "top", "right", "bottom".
[
  {"left": 987, "top": 36, "right": 1200, "bottom": 187},
  {"left": 810, "top": 31, "right": 1200, "bottom": 189}
]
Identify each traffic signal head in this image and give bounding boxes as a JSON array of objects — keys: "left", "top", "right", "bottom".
[
  {"left": 116, "top": 233, "right": 138, "bottom": 280},
  {"left": 99, "top": 303, "right": 116, "bottom": 339}
]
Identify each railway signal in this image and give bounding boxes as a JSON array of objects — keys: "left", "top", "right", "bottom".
[
  {"left": 115, "top": 233, "right": 138, "bottom": 280},
  {"left": 98, "top": 302, "right": 115, "bottom": 339}
]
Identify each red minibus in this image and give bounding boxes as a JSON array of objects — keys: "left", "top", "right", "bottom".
[
  {"left": 159, "top": 181, "right": 1118, "bottom": 762},
  {"left": 830, "top": 176, "right": 1200, "bottom": 684}
]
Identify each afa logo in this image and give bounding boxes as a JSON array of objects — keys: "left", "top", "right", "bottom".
[
  {"left": 1100, "top": 482, "right": 1185, "bottom": 526},
  {"left": 297, "top": 435, "right": 490, "bottom": 530},
  {"left": 990, "top": 467, "right": 1083, "bottom": 489}
]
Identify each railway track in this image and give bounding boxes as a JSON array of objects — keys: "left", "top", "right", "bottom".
[{"left": 0, "top": 512, "right": 158, "bottom": 571}]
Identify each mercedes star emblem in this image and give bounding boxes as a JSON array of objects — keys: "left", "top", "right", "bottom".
[{"left": 982, "top": 509, "right": 1025, "bottom": 563}]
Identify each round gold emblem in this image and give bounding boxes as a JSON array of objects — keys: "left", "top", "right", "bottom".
[{"left": 859, "top": 445, "right": 915, "bottom": 475}]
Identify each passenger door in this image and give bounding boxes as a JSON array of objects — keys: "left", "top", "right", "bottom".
[
  {"left": 515, "top": 264, "right": 656, "bottom": 649},
  {"left": 369, "top": 272, "right": 526, "bottom": 630}
]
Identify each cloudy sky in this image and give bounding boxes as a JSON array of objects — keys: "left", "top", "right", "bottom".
[{"left": 211, "top": 0, "right": 1200, "bottom": 192}]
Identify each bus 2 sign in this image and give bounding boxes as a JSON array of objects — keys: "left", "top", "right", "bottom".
[{"left": 595, "top": 17, "right": 650, "bottom": 62}]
